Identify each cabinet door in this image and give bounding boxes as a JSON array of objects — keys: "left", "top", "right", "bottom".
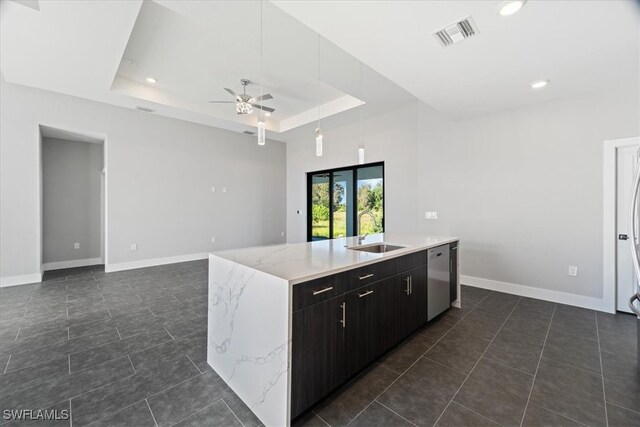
[
  {"left": 345, "top": 279, "right": 392, "bottom": 377},
  {"left": 291, "top": 296, "right": 346, "bottom": 419},
  {"left": 401, "top": 266, "right": 428, "bottom": 335},
  {"left": 450, "top": 243, "right": 458, "bottom": 303}
]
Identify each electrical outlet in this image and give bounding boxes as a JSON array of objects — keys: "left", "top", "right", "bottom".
[
  {"left": 211, "top": 186, "right": 216, "bottom": 193},
  {"left": 73, "top": 243, "right": 80, "bottom": 249},
  {"left": 425, "top": 211, "right": 438, "bottom": 220},
  {"left": 222, "top": 187, "right": 227, "bottom": 193},
  {"left": 568, "top": 266, "right": 578, "bottom": 276},
  {"left": 131, "top": 243, "right": 137, "bottom": 251},
  {"left": 211, "top": 237, "right": 216, "bottom": 244},
  {"left": 281, "top": 231, "right": 285, "bottom": 237}
]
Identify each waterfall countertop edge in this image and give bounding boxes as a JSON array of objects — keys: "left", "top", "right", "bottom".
[{"left": 209, "top": 233, "right": 460, "bottom": 285}]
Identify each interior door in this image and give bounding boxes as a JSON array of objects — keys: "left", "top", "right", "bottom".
[{"left": 617, "top": 145, "right": 640, "bottom": 312}]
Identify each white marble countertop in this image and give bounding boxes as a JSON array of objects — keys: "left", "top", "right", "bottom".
[{"left": 210, "top": 233, "right": 459, "bottom": 285}]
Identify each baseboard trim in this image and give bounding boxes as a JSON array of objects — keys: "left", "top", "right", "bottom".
[
  {"left": 105, "top": 252, "right": 209, "bottom": 273},
  {"left": 42, "top": 258, "right": 103, "bottom": 271},
  {"left": 0, "top": 272, "right": 43, "bottom": 287},
  {"left": 461, "top": 275, "right": 611, "bottom": 313}
]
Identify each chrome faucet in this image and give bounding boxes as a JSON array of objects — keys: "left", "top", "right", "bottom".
[{"left": 357, "top": 210, "right": 377, "bottom": 244}]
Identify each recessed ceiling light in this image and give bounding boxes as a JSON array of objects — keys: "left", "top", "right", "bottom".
[
  {"left": 530, "top": 80, "right": 549, "bottom": 89},
  {"left": 265, "top": 112, "right": 271, "bottom": 117},
  {"left": 146, "top": 77, "right": 157, "bottom": 84},
  {"left": 499, "top": 0, "right": 526, "bottom": 16}
]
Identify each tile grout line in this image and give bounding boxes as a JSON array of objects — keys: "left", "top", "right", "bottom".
[
  {"left": 185, "top": 353, "right": 203, "bottom": 374},
  {"left": 453, "top": 401, "right": 508, "bottom": 427},
  {"left": 222, "top": 399, "right": 246, "bottom": 427},
  {"left": 127, "top": 354, "right": 137, "bottom": 374},
  {"left": 69, "top": 398, "right": 73, "bottom": 427},
  {"left": 163, "top": 326, "right": 175, "bottom": 340},
  {"left": 478, "top": 355, "right": 536, "bottom": 377},
  {"left": 605, "top": 400, "right": 640, "bottom": 416},
  {"left": 594, "top": 313, "right": 609, "bottom": 427},
  {"left": 532, "top": 402, "right": 592, "bottom": 427},
  {"left": 375, "top": 400, "right": 419, "bottom": 426},
  {"left": 68, "top": 354, "right": 71, "bottom": 374},
  {"left": 311, "top": 410, "right": 332, "bottom": 427},
  {"left": 146, "top": 398, "right": 159, "bottom": 427},
  {"left": 518, "top": 303, "right": 557, "bottom": 427},
  {"left": 346, "top": 290, "right": 493, "bottom": 426},
  {"left": 167, "top": 397, "right": 226, "bottom": 427},
  {"left": 432, "top": 296, "right": 523, "bottom": 427},
  {"left": 115, "top": 326, "right": 122, "bottom": 340},
  {"left": 4, "top": 355, "right": 12, "bottom": 374},
  {"left": 14, "top": 328, "right": 20, "bottom": 341}
]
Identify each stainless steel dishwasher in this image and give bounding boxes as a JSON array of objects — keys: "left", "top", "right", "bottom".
[{"left": 427, "top": 245, "right": 450, "bottom": 321}]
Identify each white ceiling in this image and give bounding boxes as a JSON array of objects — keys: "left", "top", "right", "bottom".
[
  {"left": 273, "top": 0, "right": 640, "bottom": 119},
  {"left": 1, "top": 0, "right": 637, "bottom": 136},
  {"left": 115, "top": 0, "right": 363, "bottom": 132}
]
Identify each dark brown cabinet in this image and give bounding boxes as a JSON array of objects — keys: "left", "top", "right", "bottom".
[
  {"left": 400, "top": 265, "right": 428, "bottom": 336},
  {"left": 450, "top": 242, "right": 458, "bottom": 303},
  {"left": 291, "top": 247, "right": 452, "bottom": 421},
  {"left": 291, "top": 295, "right": 346, "bottom": 419}
]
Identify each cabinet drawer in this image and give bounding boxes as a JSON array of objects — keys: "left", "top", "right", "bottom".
[
  {"left": 347, "top": 251, "right": 426, "bottom": 291},
  {"left": 394, "top": 251, "right": 426, "bottom": 272},
  {"left": 293, "top": 272, "right": 348, "bottom": 311}
]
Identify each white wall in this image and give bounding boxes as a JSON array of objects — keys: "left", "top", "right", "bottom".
[
  {"left": 416, "top": 89, "right": 639, "bottom": 308},
  {"left": 42, "top": 137, "right": 103, "bottom": 265},
  {"left": 1, "top": 78, "right": 286, "bottom": 283},
  {"left": 286, "top": 102, "right": 420, "bottom": 243},
  {"left": 286, "top": 88, "right": 639, "bottom": 311}
]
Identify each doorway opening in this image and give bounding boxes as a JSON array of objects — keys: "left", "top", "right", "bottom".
[
  {"left": 603, "top": 136, "right": 640, "bottom": 314},
  {"left": 307, "top": 162, "right": 384, "bottom": 242},
  {"left": 39, "top": 125, "right": 107, "bottom": 274}
]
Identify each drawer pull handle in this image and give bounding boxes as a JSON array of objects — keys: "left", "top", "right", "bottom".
[
  {"left": 340, "top": 302, "right": 346, "bottom": 328},
  {"left": 358, "top": 290, "right": 374, "bottom": 298},
  {"left": 312, "top": 286, "right": 334, "bottom": 296},
  {"left": 404, "top": 276, "right": 410, "bottom": 295},
  {"left": 359, "top": 273, "right": 374, "bottom": 280}
]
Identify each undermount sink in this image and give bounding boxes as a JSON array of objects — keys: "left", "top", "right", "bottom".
[{"left": 348, "top": 243, "right": 406, "bottom": 253}]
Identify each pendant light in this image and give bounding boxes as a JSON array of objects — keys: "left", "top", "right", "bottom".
[
  {"left": 257, "top": 0, "right": 265, "bottom": 146},
  {"left": 315, "top": 34, "right": 323, "bottom": 157},
  {"left": 258, "top": 120, "right": 266, "bottom": 146},
  {"left": 358, "top": 61, "right": 365, "bottom": 164},
  {"left": 315, "top": 128, "right": 323, "bottom": 156}
]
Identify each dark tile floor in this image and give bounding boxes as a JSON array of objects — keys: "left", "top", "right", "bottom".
[{"left": 0, "top": 262, "right": 638, "bottom": 427}]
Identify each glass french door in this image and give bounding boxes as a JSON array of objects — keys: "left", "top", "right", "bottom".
[{"left": 308, "top": 163, "right": 384, "bottom": 241}]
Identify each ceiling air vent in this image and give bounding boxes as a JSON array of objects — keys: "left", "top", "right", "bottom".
[
  {"left": 433, "top": 16, "right": 479, "bottom": 47},
  {"left": 243, "top": 131, "right": 255, "bottom": 135},
  {"left": 135, "top": 106, "right": 156, "bottom": 113}
]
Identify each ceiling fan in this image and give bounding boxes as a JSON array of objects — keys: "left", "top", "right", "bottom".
[{"left": 209, "top": 79, "right": 275, "bottom": 115}]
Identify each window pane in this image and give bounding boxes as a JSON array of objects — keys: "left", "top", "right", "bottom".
[
  {"left": 310, "top": 173, "right": 330, "bottom": 240},
  {"left": 332, "top": 170, "right": 353, "bottom": 238},
  {"left": 356, "top": 165, "right": 384, "bottom": 235}
]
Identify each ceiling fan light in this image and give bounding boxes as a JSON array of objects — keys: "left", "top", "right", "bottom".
[{"left": 236, "top": 102, "right": 253, "bottom": 114}]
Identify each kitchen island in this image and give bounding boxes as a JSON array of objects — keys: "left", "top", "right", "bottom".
[{"left": 207, "top": 233, "right": 460, "bottom": 426}]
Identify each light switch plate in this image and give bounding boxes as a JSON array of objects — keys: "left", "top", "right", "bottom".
[
  {"left": 425, "top": 211, "right": 438, "bottom": 220},
  {"left": 568, "top": 266, "right": 578, "bottom": 276},
  {"left": 131, "top": 243, "right": 137, "bottom": 251},
  {"left": 73, "top": 243, "right": 80, "bottom": 249}
]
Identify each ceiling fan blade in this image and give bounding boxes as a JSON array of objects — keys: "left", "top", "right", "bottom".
[
  {"left": 254, "top": 93, "right": 273, "bottom": 102},
  {"left": 209, "top": 101, "right": 236, "bottom": 103},
  {"left": 224, "top": 88, "right": 241, "bottom": 101},
  {"left": 252, "top": 104, "right": 275, "bottom": 113}
]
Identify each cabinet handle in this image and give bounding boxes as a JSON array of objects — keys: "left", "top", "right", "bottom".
[
  {"left": 404, "top": 276, "right": 410, "bottom": 295},
  {"left": 358, "top": 290, "right": 374, "bottom": 298},
  {"left": 312, "top": 286, "right": 334, "bottom": 296},
  {"left": 340, "top": 302, "right": 346, "bottom": 328},
  {"left": 410, "top": 276, "right": 413, "bottom": 295},
  {"left": 359, "top": 273, "right": 374, "bottom": 280}
]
